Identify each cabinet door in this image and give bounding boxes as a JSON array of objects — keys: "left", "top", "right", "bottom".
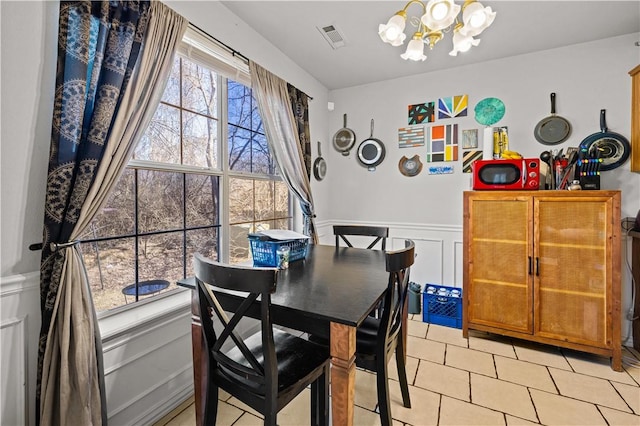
[
  {"left": 467, "top": 196, "right": 533, "bottom": 333},
  {"left": 534, "top": 197, "right": 611, "bottom": 347}
]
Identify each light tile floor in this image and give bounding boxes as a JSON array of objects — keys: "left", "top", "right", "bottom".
[{"left": 156, "top": 317, "right": 640, "bottom": 426}]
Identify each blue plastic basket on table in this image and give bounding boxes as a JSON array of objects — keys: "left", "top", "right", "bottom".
[{"left": 248, "top": 234, "right": 309, "bottom": 267}]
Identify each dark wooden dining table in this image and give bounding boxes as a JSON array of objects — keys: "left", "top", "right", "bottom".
[{"left": 178, "top": 243, "right": 395, "bottom": 426}]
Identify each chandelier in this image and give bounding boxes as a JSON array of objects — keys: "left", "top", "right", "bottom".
[{"left": 378, "top": 0, "right": 496, "bottom": 61}]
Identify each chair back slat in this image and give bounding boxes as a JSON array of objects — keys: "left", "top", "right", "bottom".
[
  {"left": 379, "top": 240, "right": 415, "bottom": 345},
  {"left": 334, "top": 225, "right": 389, "bottom": 250},
  {"left": 194, "top": 253, "right": 278, "bottom": 389}
]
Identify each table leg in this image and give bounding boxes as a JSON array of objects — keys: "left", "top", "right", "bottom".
[
  {"left": 330, "top": 322, "right": 356, "bottom": 426},
  {"left": 190, "top": 291, "right": 206, "bottom": 426}
]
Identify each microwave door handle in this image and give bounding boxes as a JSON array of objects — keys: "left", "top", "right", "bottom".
[{"left": 522, "top": 159, "right": 526, "bottom": 186}]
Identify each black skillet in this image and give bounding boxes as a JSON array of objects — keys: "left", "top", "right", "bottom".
[
  {"left": 579, "top": 109, "right": 630, "bottom": 171},
  {"left": 313, "top": 141, "right": 327, "bottom": 181},
  {"left": 357, "top": 119, "right": 386, "bottom": 171},
  {"left": 534, "top": 93, "right": 571, "bottom": 145}
]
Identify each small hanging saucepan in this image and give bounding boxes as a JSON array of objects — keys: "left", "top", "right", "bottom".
[
  {"left": 579, "top": 109, "right": 631, "bottom": 171},
  {"left": 534, "top": 92, "right": 572, "bottom": 145},
  {"left": 357, "top": 119, "right": 386, "bottom": 171},
  {"left": 333, "top": 113, "right": 356, "bottom": 156},
  {"left": 313, "top": 141, "right": 327, "bottom": 181}
]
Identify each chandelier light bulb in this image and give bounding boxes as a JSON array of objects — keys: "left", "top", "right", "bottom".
[
  {"left": 460, "top": 2, "right": 496, "bottom": 37},
  {"left": 422, "top": 0, "right": 460, "bottom": 31},
  {"left": 379, "top": 13, "right": 407, "bottom": 46},
  {"left": 401, "top": 34, "right": 427, "bottom": 61},
  {"left": 431, "top": 2, "right": 449, "bottom": 20},
  {"left": 449, "top": 27, "right": 480, "bottom": 56}
]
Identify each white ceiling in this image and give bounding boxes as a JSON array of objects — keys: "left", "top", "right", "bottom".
[{"left": 220, "top": 1, "right": 640, "bottom": 90}]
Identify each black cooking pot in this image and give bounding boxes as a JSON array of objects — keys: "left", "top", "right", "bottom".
[{"left": 579, "top": 109, "right": 630, "bottom": 171}]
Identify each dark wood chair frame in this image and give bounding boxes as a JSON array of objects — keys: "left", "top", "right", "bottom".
[
  {"left": 193, "top": 253, "right": 330, "bottom": 426},
  {"left": 355, "top": 239, "right": 415, "bottom": 426},
  {"left": 333, "top": 225, "right": 389, "bottom": 250}
]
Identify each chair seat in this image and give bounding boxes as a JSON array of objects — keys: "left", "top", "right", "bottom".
[
  {"left": 355, "top": 316, "right": 380, "bottom": 355},
  {"left": 219, "top": 329, "right": 329, "bottom": 393}
]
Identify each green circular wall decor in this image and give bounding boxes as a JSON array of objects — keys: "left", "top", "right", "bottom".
[{"left": 474, "top": 97, "right": 505, "bottom": 126}]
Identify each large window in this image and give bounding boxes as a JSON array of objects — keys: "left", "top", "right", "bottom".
[{"left": 79, "top": 45, "right": 290, "bottom": 312}]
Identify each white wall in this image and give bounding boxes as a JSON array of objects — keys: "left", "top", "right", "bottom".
[{"left": 318, "top": 32, "right": 640, "bottom": 346}]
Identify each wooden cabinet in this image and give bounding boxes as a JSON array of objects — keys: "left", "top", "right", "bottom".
[
  {"left": 630, "top": 65, "right": 640, "bottom": 173},
  {"left": 463, "top": 190, "right": 622, "bottom": 371}
]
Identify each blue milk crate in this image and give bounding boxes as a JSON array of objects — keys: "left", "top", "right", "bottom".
[
  {"left": 248, "top": 235, "right": 309, "bottom": 267},
  {"left": 422, "top": 284, "right": 462, "bottom": 329}
]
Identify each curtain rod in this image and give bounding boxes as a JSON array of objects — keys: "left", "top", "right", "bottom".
[
  {"left": 189, "top": 23, "right": 313, "bottom": 101},
  {"left": 190, "top": 23, "right": 250, "bottom": 64}
]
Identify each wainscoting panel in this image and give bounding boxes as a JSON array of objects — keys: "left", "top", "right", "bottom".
[
  {"left": 317, "top": 220, "right": 464, "bottom": 290},
  {"left": 1, "top": 316, "right": 28, "bottom": 426},
  {"left": 0, "top": 272, "right": 40, "bottom": 426},
  {"left": 101, "top": 295, "right": 193, "bottom": 426}
]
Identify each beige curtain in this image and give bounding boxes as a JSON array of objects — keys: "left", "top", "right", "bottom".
[
  {"left": 39, "top": 3, "right": 187, "bottom": 425},
  {"left": 249, "top": 61, "right": 318, "bottom": 243}
]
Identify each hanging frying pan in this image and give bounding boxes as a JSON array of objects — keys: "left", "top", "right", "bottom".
[
  {"left": 313, "top": 141, "right": 327, "bottom": 181},
  {"left": 357, "top": 119, "right": 386, "bottom": 171},
  {"left": 579, "top": 109, "right": 630, "bottom": 171},
  {"left": 534, "top": 92, "right": 571, "bottom": 145},
  {"left": 333, "top": 113, "right": 356, "bottom": 156}
]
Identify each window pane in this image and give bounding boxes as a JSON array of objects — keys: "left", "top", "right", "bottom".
[
  {"left": 254, "top": 180, "right": 274, "bottom": 221},
  {"left": 228, "top": 80, "right": 252, "bottom": 128},
  {"left": 274, "top": 218, "right": 289, "bottom": 230},
  {"left": 78, "top": 169, "right": 135, "bottom": 240},
  {"left": 251, "top": 133, "right": 273, "bottom": 175},
  {"left": 138, "top": 232, "right": 183, "bottom": 285},
  {"left": 186, "top": 174, "right": 219, "bottom": 227},
  {"left": 228, "top": 124, "right": 252, "bottom": 172},
  {"left": 81, "top": 238, "right": 135, "bottom": 312},
  {"left": 183, "top": 111, "right": 218, "bottom": 168},
  {"left": 182, "top": 60, "right": 218, "bottom": 117},
  {"left": 186, "top": 228, "right": 219, "bottom": 276},
  {"left": 134, "top": 103, "right": 180, "bottom": 164},
  {"left": 275, "top": 181, "right": 289, "bottom": 219},
  {"left": 251, "top": 97, "right": 262, "bottom": 133},
  {"left": 161, "top": 56, "right": 180, "bottom": 106},
  {"left": 229, "top": 178, "right": 253, "bottom": 224},
  {"left": 138, "top": 170, "right": 183, "bottom": 233},
  {"left": 230, "top": 223, "right": 253, "bottom": 264}
]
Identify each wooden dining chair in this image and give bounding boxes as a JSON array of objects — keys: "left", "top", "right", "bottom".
[
  {"left": 355, "top": 239, "right": 415, "bottom": 426},
  {"left": 193, "top": 253, "right": 330, "bottom": 426},
  {"left": 333, "top": 225, "right": 389, "bottom": 250}
]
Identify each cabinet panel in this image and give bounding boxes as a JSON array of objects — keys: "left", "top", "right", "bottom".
[
  {"left": 466, "top": 197, "right": 532, "bottom": 333},
  {"left": 535, "top": 197, "right": 611, "bottom": 347}
]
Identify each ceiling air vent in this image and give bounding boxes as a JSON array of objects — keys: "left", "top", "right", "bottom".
[{"left": 317, "top": 24, "right": 346, "bottom": 49}]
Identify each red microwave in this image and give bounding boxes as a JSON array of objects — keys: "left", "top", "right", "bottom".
[{"left": 472, "top": 158, "right": 540, "bottom": 190}]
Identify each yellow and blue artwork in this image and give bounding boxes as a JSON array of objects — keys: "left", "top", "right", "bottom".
[{"left": 438, "top": 95, "right": 468, "bottom": 119}]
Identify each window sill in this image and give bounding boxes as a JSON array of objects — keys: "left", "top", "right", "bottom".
[{"left": 97, "top": 287, "right": 191, "bottom": 341}]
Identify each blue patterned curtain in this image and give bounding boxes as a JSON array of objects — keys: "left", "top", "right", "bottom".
[
  {"left": 286, "top": 85, "right": 317, "bottom": 241},
  {"left": 38, "top": 2, "right": 150, "bottom": 424}
]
